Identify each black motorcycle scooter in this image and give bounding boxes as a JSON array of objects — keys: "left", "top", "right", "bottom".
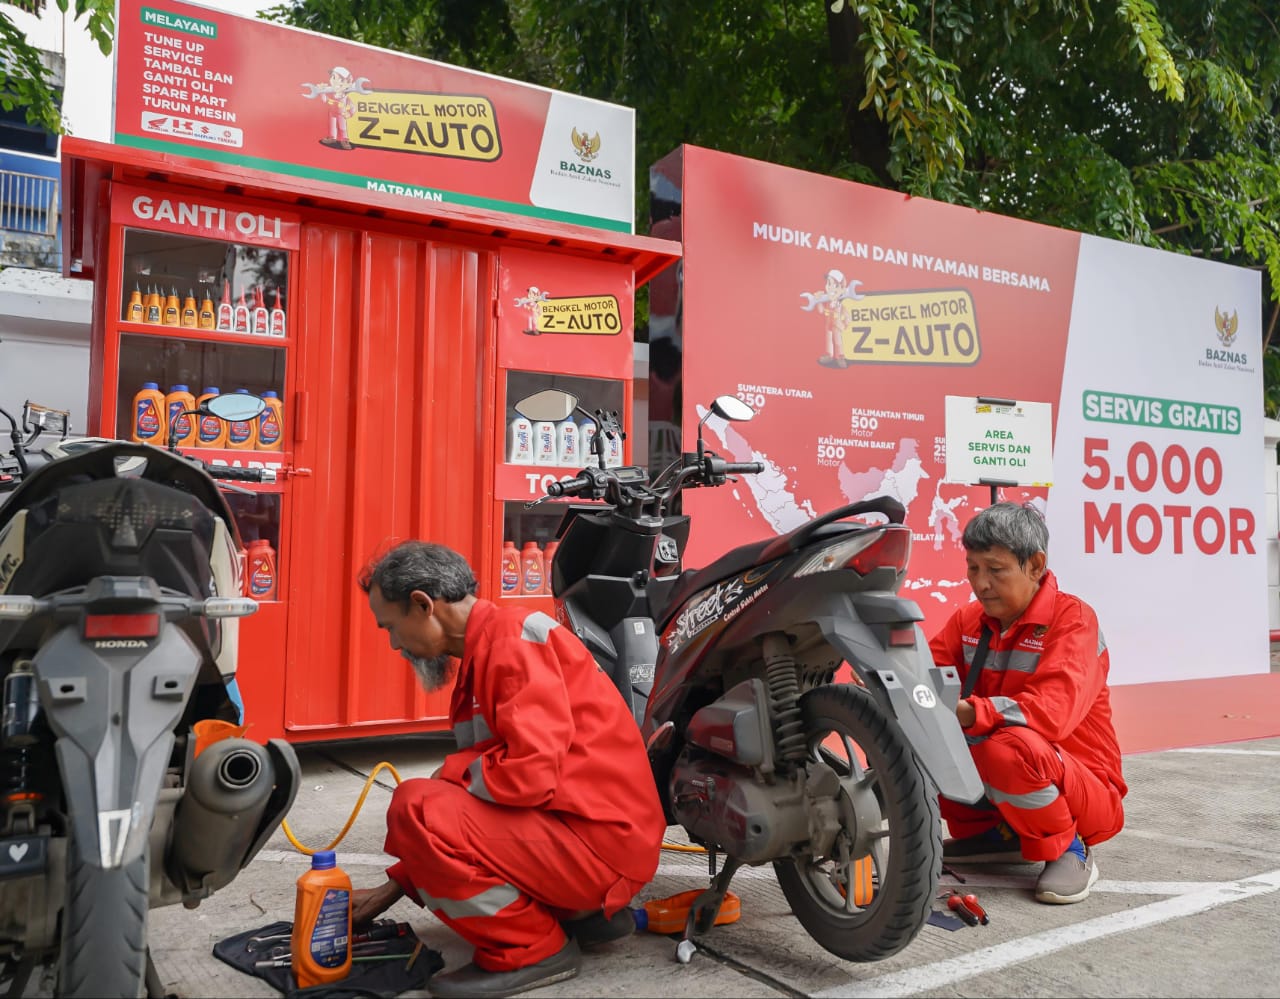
[
  {"left": 0, "top": 391, "right": 300, "bottom": 997},
  {"left": 517, "top": 388, "right": 982, "bottom": 964}
]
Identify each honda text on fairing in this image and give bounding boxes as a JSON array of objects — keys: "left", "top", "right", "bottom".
[
  {"left": 518, "top": 388, "right": 982, "bottom": 963},
  {"left": 0, "top": 388, "right": 299, "bottom": 998}
]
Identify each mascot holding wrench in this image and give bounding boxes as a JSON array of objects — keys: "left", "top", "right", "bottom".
[{"left": 301, "top": 67, "right": 372, "bottom": 150}]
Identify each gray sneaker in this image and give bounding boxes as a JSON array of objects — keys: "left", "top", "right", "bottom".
[
  {"left": 1035, "top": 845, "right": 1099, "bottom": 904},
  {"left": 428, "top": 938, "right": 581, "bottom": 998},
  {"left": 942, "top": 822, "right": 1032, "bottom": 864}
]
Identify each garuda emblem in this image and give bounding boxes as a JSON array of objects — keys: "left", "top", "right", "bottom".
[{"left": 571, "top": 127, "right": 601, "bottom": 163}]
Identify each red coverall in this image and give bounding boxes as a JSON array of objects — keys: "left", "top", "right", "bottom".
[
  {"left": 929, "top": 570, "right": 1127, "bottom": 861},
  {"left": 382, "top": 599, "right": 666, "bottom": 971}
]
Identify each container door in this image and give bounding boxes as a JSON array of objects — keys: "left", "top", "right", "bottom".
[{"left": 284, "top": 225, "right": 492, "bottom": 734}]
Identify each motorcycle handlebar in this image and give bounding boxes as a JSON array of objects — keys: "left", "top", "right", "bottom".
[
  {"left": 722, "top": 461, "right": 765, "bottom": 475},
  {"left": 546, "top": 476, "right": 590, "bottom": 497},
  {"left": 206, "top": 464, "right": 273, "bottom": 484}
]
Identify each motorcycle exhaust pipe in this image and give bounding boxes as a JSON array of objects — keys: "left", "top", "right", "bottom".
[{"left": 168, "top": 737, "right": 274, "bottom": 892}]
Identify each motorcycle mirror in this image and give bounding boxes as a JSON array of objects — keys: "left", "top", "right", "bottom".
[
  {"left": 207, "top": 393, "right": 267, "bottom": 423},
  {"left": 514, "top": 389, "right": 579, "bottom": 423},
  {"left": 710, "top": 396, "right": 755, "bottom": 423}
]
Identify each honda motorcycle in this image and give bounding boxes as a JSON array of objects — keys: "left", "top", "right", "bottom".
[
  {"left": 518, "top": 389, "right": 983, "bottom": 963},
  {"left": 0, "top": 392, "right": 300, "bottom": 997}
]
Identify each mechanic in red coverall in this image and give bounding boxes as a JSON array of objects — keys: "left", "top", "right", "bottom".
[
  {"left": 350, "top": 541, "right": 666, "bottom": 998},
  {"left": 929, "top": 502, "right": 1126, "bottom": 905}
]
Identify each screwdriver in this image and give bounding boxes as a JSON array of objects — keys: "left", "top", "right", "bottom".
[
  {"left": 354, "top": 921, "right": 413, "bottom": 944},
  {"left": 957, "top": 893, "right": 989, "bottom": 925},
  {"left": 945, "top": 893, "right": 980, "bottom": 926}
]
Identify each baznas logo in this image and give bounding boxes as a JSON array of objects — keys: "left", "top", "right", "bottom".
[
  {"left": 571, "top": 127, "right": 601, "bottom": 162},
  {"left": 1204, "top": 305, "right": 1249, "bottom": 368},
  {"left": 1215, "top": 307, "right": 1239, "bottom": 347}
]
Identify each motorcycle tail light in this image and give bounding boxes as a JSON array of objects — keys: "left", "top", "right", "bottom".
[
  {"left": 849, "top": 527, "right": 911, "bottom": 575},
  {"left": 888, "top": 626, "right": 917, "bottom": 647},
  {"left": 794, "top": 525, "right": 912, "bottom": 577},
  {"left": 84, "top": 613, "right": 160, "bottom": 639}
]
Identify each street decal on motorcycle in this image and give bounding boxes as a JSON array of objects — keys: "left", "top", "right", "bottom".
[
  {"left": 664, "top": 561, "right": 780, "bottom": 654},
  {"left": 911, "top": 684, "right": 937, "bottom": 709}
]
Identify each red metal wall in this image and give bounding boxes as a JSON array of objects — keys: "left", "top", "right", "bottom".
[{"left": 282, "top": 226, "right": 494, "bottom": 734}]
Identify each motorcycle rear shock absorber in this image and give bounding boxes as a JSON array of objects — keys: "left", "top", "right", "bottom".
[
  {"left": 761, "top": 633, "right": 806, "bottom": 764},
  {"left": 0, "top": 661, "right": 45, "bottom": 812}
]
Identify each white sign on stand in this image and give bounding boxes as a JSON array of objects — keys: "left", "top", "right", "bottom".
[{"left": 945, "top": 396, "right": 1054, "bottom": 494}]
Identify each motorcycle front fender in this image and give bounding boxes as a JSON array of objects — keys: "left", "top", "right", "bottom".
[
  {"left": 36, "top": 623, "right": 201, "bottom": 869},
  {"left": 809, "top": 591, "right": 985, "bottom": 803}
]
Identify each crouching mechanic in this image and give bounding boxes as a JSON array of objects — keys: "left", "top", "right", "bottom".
[
  {"left": 929, "top": 502, "right": 1127, "bottom": 904},
  {"left": 351, "top": 541, "right": 667, "bottom": 997}
]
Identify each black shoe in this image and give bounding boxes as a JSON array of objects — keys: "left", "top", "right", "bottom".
[
  {"left": 427, "top": 938, "right": 581, "bottom": 998},
  {"left": 562, "top": 907, "right": 635, "bottom": 950},
  {"left": 942, "top": 822, "right": 1033, "bottom": 864}
]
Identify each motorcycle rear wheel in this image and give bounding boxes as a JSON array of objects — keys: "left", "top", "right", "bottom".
[
  {"left": 773, "top": 683, "right": 940, "bottom": 962},
  {"left": 58, "top": 839, "right": 149, "bottom": 998}
]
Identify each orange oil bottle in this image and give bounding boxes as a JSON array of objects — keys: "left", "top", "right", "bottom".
[
  {"left": 245, "top": 539, "right": 278, "bottom": 600},
  {"left": 289, "top": 850, "right": 352, "bottom": 990},
  {"left": 257, "top": 391, "right": 284, "bottom": 451},
  {"left": 181, "top": 288, "right": 198, "bottom": 328},
  {"left": 198, "top": 288, "right": 217, "bottom": 330},
  {"left": 126, "top": 283, "right": 144, "bottom": 322},
  {"left": 196, "top": 387, "right": 228, "bottom": 448},
  {"left": 145, "top": 285, "right": 163, "bottom": 324},
  {"left": 499, "top": 540, "right": 520, "bottom": 595},
  {"left": 520, "top": 541, "right": 544, "bottom": 596},
  {"left": 165, "top": 384, "right": 198, "bottom": 448},
  {"left": 163, "top": 286, "right": 181, "bottom": 326},
  {"left": 131, "top": 381, "right": 166, "bottom": 444},
  {"left": 542, "top": 540, "right": 559, "bottom": 596},
  {"left": 224, "top": 389, "right": 258, "bottom": 450}
]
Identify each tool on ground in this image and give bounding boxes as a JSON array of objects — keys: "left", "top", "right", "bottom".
[
  {"left": 354, "top": 921, "right": 413, "bottom": 944},
  {"left": 938, "top": 889, "right": 987, "bottom": 926},
  {"left": 945, "top": 894, "right": 979, "bottom": 926},
  {"left": 941, "top": 863, "right": 967, "bottom": 884},
  {"left": 956, "top": 892, "right": 988, "bottom": 924}
]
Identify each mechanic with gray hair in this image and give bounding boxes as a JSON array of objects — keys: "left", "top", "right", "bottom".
[
  {"left": 351, "top": 540, "right": 665, "bottom": 997},
  {"left": 929, "top": 501, "right": 1127, "bottom": 904}
]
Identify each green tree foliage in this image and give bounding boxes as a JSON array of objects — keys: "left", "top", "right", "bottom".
[
  {"left": 0, "top": 0, "right": 114, "bottom": 134},
  {"left": 269, "top": 1, "right": 1280, "bottom": 411}
]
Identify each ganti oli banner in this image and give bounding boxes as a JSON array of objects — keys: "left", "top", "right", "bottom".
[
  {"left": 113, "top": 0, "right": 635, "bottom": 231},
  {"left": 669, "top": 145, "right": 1264, "bottom": 685}
]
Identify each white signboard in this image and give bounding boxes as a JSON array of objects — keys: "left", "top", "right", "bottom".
[{"left": 945, "top": 396, "right": 1054, "bottom": 487}]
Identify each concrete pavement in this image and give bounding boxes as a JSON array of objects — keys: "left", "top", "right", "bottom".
[{"left": 137, "top": 732, "right": 1280, "bottom": 999}]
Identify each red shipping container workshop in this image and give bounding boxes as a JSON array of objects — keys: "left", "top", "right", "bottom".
[{"left": 58, "top": 0, "right": 679, "bottom": 742}]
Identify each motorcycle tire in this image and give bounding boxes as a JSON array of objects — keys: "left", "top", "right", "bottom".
[
  {"left": 773, "top": 683, "right": 939, "bottom": 962},
  {"left": 58, "top": 838, "right": 149, "bottom": 998}
]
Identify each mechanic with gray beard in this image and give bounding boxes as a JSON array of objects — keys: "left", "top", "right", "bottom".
[{"left": 353, "top": 541, "right": 665, "bottom": 999}]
